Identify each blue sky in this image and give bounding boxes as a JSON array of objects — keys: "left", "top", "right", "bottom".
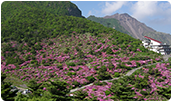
[{"left": 71, "top": 1, "right": 171, "bottom": 34}]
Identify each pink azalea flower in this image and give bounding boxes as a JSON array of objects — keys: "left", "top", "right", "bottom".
[
  {"left": 142, "top": 89, "right": 146, "bottom": 91},
  {"left": 43, "top": 87, "right": 46, "bottom": 90},
  {"left": 133, "top": 96, "right": 138, "bottom": 99},
  {"left": 144, "top": 98, "right": 147, "bottom": 101}
]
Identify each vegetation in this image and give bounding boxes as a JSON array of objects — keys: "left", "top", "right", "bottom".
[
  {"left": 1, "top": 1, "right": 82, "bottom": 22},
  {"left": 14, "top": 79, "right": 71, "bottom": 101},
  {"left": 87, "top": 15, "right": 132, "bottom": 37},
  {"left": 1, "top": 73, "right": 18, "bottom": 101},
  {"left": 1, "top": 1, "right": 170, "bottom": 101},
  {"left": 1, "top": 8, "right": 113, "bottom": 43}
]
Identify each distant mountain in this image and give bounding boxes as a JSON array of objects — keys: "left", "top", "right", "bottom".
[
  {"left": 87, "top": 15, "right": 132, "bottom": 37},
  {"left": 1, "top": 1, "right": 83, "bottom": 22},
  {"left": 104, "top": 13, "right": 171, "bottom": 45}
]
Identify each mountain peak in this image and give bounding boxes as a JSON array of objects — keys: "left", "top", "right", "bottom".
[
  {"left": 104, "top": 13, "right": 155, "bottom": 39},
  {"left": 121, "top": 13, "right": 130, "bottom": 16}
]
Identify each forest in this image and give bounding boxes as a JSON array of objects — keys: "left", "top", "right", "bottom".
[{"left": 1, "top": 1, "right": 171, "bottom": 101}]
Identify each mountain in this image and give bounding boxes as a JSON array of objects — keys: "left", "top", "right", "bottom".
[
  {"left": 87, "top": 15, "right": 132, "bottom": 37},
  {"left": 1, "top": 1, "right": 170, "bottom": 101},
  {"left": 104, "top": 13, "right": 171, "bottom": 44},
  {"left": 1, "top": 1, "right": 83, "bottom": 22}
]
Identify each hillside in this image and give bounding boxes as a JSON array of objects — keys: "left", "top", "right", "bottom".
[
  {"left": 104, "top": 13, "right": 171, "bottom": 44},
  {"left": 1, "top": 7, "right": 109, "bottom": 43},
  {"left": 87, "top": 15, "right": 132, "bottom": 37},
  {"left": 1, "top": 1, "right": 83, "bottom": 23},
  {"left": 1, "top": 1, "right": 171, "bottom": 101}
]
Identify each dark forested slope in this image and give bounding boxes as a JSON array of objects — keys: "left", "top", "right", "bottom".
[
  {"left": 1, "top": 1, "right": 83, "bottom": 22},
  {"left": 1, "top": 8, "right": 108, "bottom": 43}
]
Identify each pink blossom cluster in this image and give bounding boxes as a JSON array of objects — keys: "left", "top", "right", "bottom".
[{"left": 80, "top": 82, "right": 114, "bottom": 101}]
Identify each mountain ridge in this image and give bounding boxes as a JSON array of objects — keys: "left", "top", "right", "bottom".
[
  {"left": 1, "top": 1, "right": 83, "bottom": 23},
  {"left": 87, "top": 15, "right": 132, "bottom": 36},
  {"left": 103, "top": 13, "right": 170, "bottom": 44}
]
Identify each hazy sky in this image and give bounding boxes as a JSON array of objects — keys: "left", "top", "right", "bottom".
[{"left": 71, "top": 1, "right": 171, "bottom": 34}]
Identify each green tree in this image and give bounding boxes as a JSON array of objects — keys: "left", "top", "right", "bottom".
[{"left": 1, "top": 73, "right": 18, "bottom": 101}]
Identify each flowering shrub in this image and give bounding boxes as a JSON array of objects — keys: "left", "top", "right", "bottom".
[
  {"left": 108, "top": 63, "right": 171, "bottom": 101},
  {"left": 1, "top": 33, "right": 166, "bottom": 101}
]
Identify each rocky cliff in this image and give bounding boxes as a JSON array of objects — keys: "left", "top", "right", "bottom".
[{"left": 104, "top": 13, "right": 171, "bottom": 44}]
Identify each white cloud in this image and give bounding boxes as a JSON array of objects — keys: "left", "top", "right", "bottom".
[
  {"left": 131, "top": 1, "right": 158, "bottom": 20},
  {"left": 102, "top": 1, "right": 127, "bottom": 15},
  {"left": 130, "top": 1, "right": 171, "bottom": 24}
]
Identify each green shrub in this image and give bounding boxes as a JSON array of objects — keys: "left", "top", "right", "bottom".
[
  {"left": 72, "top": 81, "right": 80, "bottom": 87},
  {"left": 114, "top": 72, "right": 120, "bottom": 77},
  {"left": 78, "top": 43, "right": 82, "bottom": 46},
  {"left": 97, "top": 45, "right": 101, "bottom": 49},
  {"left": 42, "top": 60, "right": 46, "bottom": 64},
  {"left": 48, "top": 41, "right": 53, "bottom": 45},
  {"left": 44, "top": 63, "right": 50, "bottom": 66},
  {"left": 87, "top": 42, "right": 91, "bottom": 45},
  {"left": 92, "top": 88, "right": 96, "bottom": 91},
  {"left": 57, "top": 63, "right": 63, "bottom": 68},
  {"left": 105, "top": 90, "right": 111, "bottom": 95},
  {"left": 106, "top": 47, "right": 113, "bottom": 54},
  {"left": 109, "top": 76, "right": 136, "bottom": 101},
  {"left": 69, "top": 68, "right": 74, "bottom": 71},
  {"left": 96, "top": 72, "right": 112, "bottom": 80},
  {"left": 93, "top": 81, "right": 107, "bottom": 86},
  {"left": 64, "top": 50, "right": 69, "bottom": 54},
  {"left": 66, "top": 62, "right": 75, "bottom": 66},
  {"left": 67, "top": 72, "right": 76, "bottom": 76},
  {"left": 136, "top": 62, "right": 141, "bottom": 67},
  {"left": 86, "top": 76, "right": 96, "bottom": 82},
  {"left": 31, "top": 60, "right": 38, "bottom": 64},
  {"left": 1, "top": 73, "right": 18, "bottom": 101}
]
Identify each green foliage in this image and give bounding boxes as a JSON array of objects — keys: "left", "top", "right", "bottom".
[
  {"left": 106, "top": 47, "right": 113, "bottom": 54},
  {"left": 99, "top": 65, "right": 107, "bottom": 72},
  {"left": 114, "top": 72, "right": 120, "bottom": 77},
  {"left": 44, "top": 63, "right": 50, "bottom": 66},
  {"left": 109, "top": 77, "right": 136, "bottom": 101},
  {"left": 157, "top": 86, "right": 171, "bottom": 99},
  {"left": 73, "top": 90, "right": 88, "bottom": 101},
  {"left": 96, "top": 72, "right": 112, "bottom": 80},
  {"left": 86, "top": 76, "right": 96, "bottom": 83},
  {"left": 56, "top": 63, "right": 63, "bottom": 68},
  {"left": 27, "top": 79, "right": 42, "bottom": 95},
  {"left": 134, "top": 77, "right": 149, "bottom": 89},
  {"left": 16, "top": 79, "right": 71, "bottom": 101},
  {"left": 1, "top": 73, "right": 18, "bottom": 101},
  {"left": 15, "top": 92, "right": 29, "bottom": 101},
  {"left": 67, "top": 72, "right": 76, "bottom": 76},
  {"left": 130, "top": 56, "right": 150, "bottom": 61},
  {"left": 34, "top": 43, "right": 42, "bottom": 50},
  {"left": 1, "top": 5, "right": 113, "bottom": 44},
  {"left": 72, "top": 81, "right": 80, "bottom": 87},
  {"left": 93, "top": 81, "right": 107, "bottom": 86},
  {"left": 66, "top": 62, "right": 76, "bottom": 66},
  {"left": 87, "top": 15, "right": 131, "bottom": 36},
  {"left": 47, "top": 80, "right": 71, "bottom": 100},
  {"left": 2, "top": 1, "right": 83, "bottom": 23},
  {"left": 105, "top": 90, "right": 111, "bottom": 95}
]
